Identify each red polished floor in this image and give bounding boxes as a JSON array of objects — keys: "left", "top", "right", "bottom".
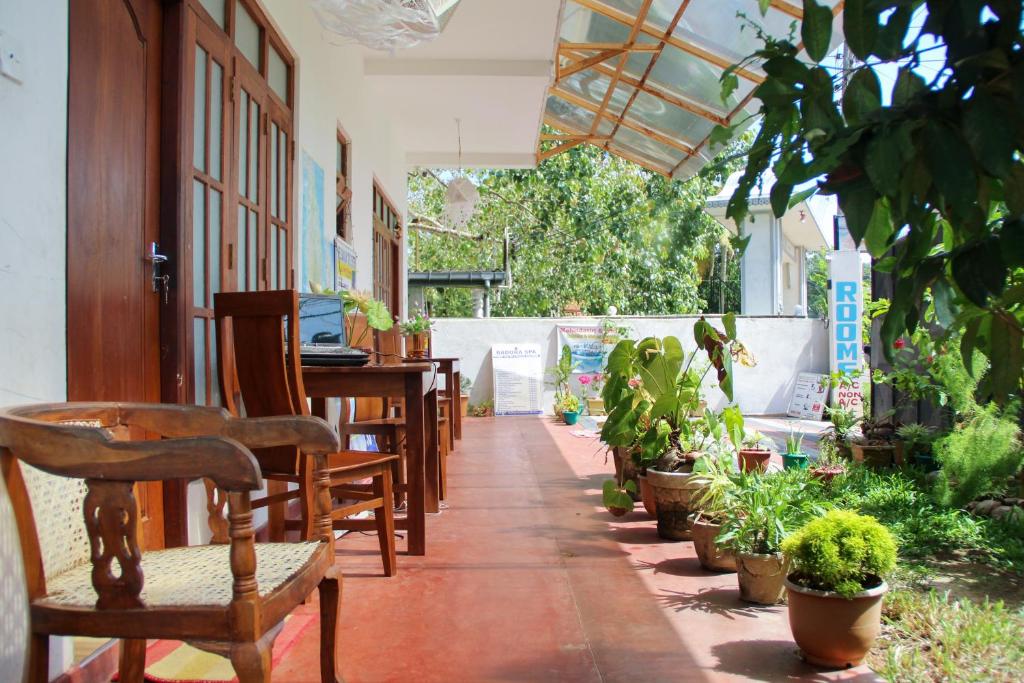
[{"left": 275, "top": 416, "right": 879, "bottom": 683}]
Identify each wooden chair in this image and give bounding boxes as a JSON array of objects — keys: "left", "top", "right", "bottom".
[
  {"left": 0, "top": 402, "right": 344, "bottom": 683},
  {"left": 215, "top": 290, "right": 398, "bottom": 577}
]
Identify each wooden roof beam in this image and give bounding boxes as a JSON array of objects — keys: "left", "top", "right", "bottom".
[
  {"left": 572, "top": 0, "right": 764, "bottom": 83},
  {"left": 558, "top": 48, "right": 625, "bottom": 81},
  {"left": 541, "top": 117, "right": 670, "bottom": 176},
  {"left": 559, "top": 42, "right": 661, "bottom": 52}
]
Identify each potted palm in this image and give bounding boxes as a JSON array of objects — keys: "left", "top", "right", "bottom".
[
  {"left": 600, "top": 315, "right": 756, "bottom": 539},
  {"left": 688, "top": 448, "right": 738, "bottom": 572},
  {"left": 546, "top": 344, "right": 578, "bottom": 418},
  {"left": 399, "top": 310, "right": 433, "bottom": 358},
  {"left": 782, "top": 510, "right": 897, "bottom": 668},
  {"left": 718, "top": 472, "right": 822, "bottom": 605},
  {"left": 782, "top": 426, "right": 808, "bottom": 470}
]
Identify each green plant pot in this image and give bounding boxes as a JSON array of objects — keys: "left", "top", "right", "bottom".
[
  {"left": 782, "top": 452, "right": 809, "bottom": 470},
  {"left": 562, "top": 410, "right": 579, "bottom": 425}
]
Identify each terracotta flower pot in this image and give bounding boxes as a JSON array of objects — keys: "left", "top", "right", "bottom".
[
  {"left": 739, "top": 448, "right": 772, "bottom": 473},
  {"left": 689, "top": 514, "right": 736, "bottom": 572},
  {"left": 607, "top": 504, "right": 629, "bottom": 517},
  {"left": 736, "top": 551, "right": 787, "bottom": 605},
  {"left": 851, "top": 443, "right": 895, "bottom": 469},
  {"left": 785, "top": 576, "right": 887, "bottom": 669},
  {"left": 638, "top": 474, "right": 657, "bottom": 518},
  {"left": 405, "top": 332, "right": 429, "bottom": 358},
  {"left": 646, "top": 468, "right": 710, "bottom": 541},
  {"left": 810, "top": 465, "right": 846, "bottom": 483}
]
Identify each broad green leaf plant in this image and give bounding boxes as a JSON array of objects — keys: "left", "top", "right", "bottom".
[{"left": 715, "top": 0, "right": 1024, "bottom": 405}]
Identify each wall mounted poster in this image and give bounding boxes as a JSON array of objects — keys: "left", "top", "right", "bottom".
[
  {"left": 787, "top": 372, "right": 829, "bottom": 420},
  {"left": 334, "top": 236, "right": 357, "bottom": 291},
  {"left": 556, "top": 325, "right": 607, "bottom": 374},
  {"left": 491, "top": 344, "right": 543, "bottom": 416},
  {"left": 300, "top": 150, "right": 330, "bottom": 291}
]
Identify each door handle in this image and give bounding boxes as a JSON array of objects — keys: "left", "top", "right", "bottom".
[{"left": 146, "top": 242, "right": 170, "bottom": 296}]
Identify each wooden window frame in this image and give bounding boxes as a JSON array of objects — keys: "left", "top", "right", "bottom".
[
  {"left": 336, "top": 128, "right": 352, "bottom": 242},
  {"left": 372, "top": 180, "right": 402, "bottom": 316}
]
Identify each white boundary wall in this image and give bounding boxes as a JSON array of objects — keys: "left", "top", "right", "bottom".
[{"left": 432, "top": 316, "right": 829, "bottom": 416}]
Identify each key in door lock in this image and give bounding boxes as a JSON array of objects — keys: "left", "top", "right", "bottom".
[{"left": 146, "top": 242, "right": 171, "bottom": 303}]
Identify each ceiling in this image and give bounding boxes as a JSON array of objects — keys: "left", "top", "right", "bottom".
[{"left": 363, "top": 0, "right": 562, "bottom": 169}]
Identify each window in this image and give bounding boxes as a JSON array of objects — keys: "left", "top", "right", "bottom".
[
  {"left": 187, "top": 0, "right": 295, "bottom": 405},
  {"left": 372, "top": 183, "right": 402, "bottom": 315},
  {"left": 336, "top": 131, "right": 351, "bottom": 241}
]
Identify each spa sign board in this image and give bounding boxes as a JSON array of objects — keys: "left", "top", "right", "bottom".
[
  {"left": 556, "top": 325, "right": 608, "bottom": 374},
  {"left": 828, "top": 250, "right": 865, "bottom": 416},
  {"left": 492, "top": 344, "right": 543, "bottom": 416}
]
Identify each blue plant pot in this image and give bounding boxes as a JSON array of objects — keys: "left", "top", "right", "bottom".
[
  {"left": 782, "top": 452, "right": 809, "bottom": 470},
  {"left": 563, "top": 410, "right": 579, "bottom": 425}
]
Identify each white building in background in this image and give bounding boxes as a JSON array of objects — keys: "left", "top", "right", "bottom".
[{"left": 705, "top": 173, "right": 834, "bottom": 317}]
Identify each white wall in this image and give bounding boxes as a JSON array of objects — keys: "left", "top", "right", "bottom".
[
  {"left": 431, "top": 316, "right": 829, "bottom": 416},
  {"left": 739, "top": 212, "right": 778, "bottom": 316}
]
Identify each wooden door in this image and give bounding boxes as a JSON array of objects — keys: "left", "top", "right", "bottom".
[{"left": 67, "top": 0, "right": 165, "bottom": 549}]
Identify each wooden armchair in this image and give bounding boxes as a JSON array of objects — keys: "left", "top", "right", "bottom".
[{"left": 0, "top": 401, "right": 344, "bottom": 683}]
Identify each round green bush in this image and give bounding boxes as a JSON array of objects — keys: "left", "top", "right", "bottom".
[{"left": 781, "top": 509, "right": 898, "bottom": 598}]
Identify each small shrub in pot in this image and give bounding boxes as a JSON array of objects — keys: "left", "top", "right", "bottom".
[
  {"left": 782, "top": 510, "right": 897, "bottom": 668},
  {"left": 689, "top": 452, "right": 738, "bottom": 572}
]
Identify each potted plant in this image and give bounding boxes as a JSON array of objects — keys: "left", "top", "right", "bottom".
[
  {"left": 689, "top": 450, "right": 738, "bottom": 572},
  {"left": 895, "top": 423, "right": 938, "bottom": 470},
  {"left": 468, "top": 400, "right": 493, "bottom": 417},
  {"left": 399, "top": 309, "right": 433, "bottom": 358},
  {"left": 782, "top": 510, "right": 898, "bottom": 668},
  {"left": 724, "top": 407, "right": 773, "bottom": 473},
  {"left": 336, "top": 289, "right": 394, "bottom": 350},
  {"left": 559, "top": 393, "right": 581, "bottom": 425},
  {"left": 809, "top": 440, "right": 847, "bottom": 483},
  {"left": 850, "top": 413, "right": 897, "bottom": 469},
  {"left": 822, "top": 406, "right": 858, "bottom": 460},
  {"left": 718, "top": 472, "right": 822, "bottom": 605},
  {"left": 603, "top": 479, "right": 636, "bottom": 517},
  {"left": 581, "top": 373, "right": 606, "bottom": 415},
  {"left": 782, "top": 425, "right": 808, "bottom": 470},
  {"left": 600, "top": 315, "right": 756, "bottom": 541},
  {"left": 460, "top": 375, "right": 472, "bottom": 417},
  {"left": 546, "top": 344, "right": 578, "bottom": 418}
]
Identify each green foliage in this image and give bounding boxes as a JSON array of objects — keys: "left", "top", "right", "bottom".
[
  {"left": 933, "top": 405, "right": 1023, "bottom": 507},
  {"left": 408, "top": 135, "right": 748, "bottom": 317},
  {"left": 558, "top": 392, "right": 581, "bottom": 414},
  {"left": 331, "top": 289, "right": 393, "bottom": 348},
  {"left": 691, "top": 452, "right": 737, "bottom": 522},
  {"left": 872, "top": 588, "right": 1024, "bottom": 682},
  {"left": 782, "top": 509, "right": 898, "bottom": 597},
  {"left": 398, "top": 310, "right": 433, "bottom": 335},
  {"left": 717, "top": 0, "right": 1024, "bottom": 405},
  {"left": 546, "top": 344, "right": 578, "bottom": 403},
  {"left": 603, "top": 478, "right": 636, "bottom": 513},
  {"left": 717, "top": 471, "right": 824, "bottom": 555},
  {"left": 785, "top": 425, "right": 805, "bottom": 455}
]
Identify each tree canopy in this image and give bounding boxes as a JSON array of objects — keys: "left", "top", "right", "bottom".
[{"left": 408, "top": 140, "right": 742, "bottom": 318}]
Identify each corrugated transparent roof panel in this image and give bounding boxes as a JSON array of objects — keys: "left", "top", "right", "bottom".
[
  {"left": 639, "top": 42, "right": 755, "bottom": 114},
  {"left": 674, "top": 0, "right": 799, "bottom": 66},
  {"left": 611, "top": 125, "right": 686, "bottom": 167},
  {"left": 555, "top": 72, "right": 638, "bottom": 119},
  {"left": 607, "top": 141, "right": 676, "bottom": 174},
  {"left": 624, "top": 90, "right": 716, "bottom": 146},
  {"left": 546, "top": 96, "right": 599, "bottom": 132}
]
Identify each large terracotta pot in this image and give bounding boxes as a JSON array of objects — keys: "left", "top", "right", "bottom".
[
  {"left": 785, "top": 576, "right": 887, "bottom": 668},
  {"left": 405, "top": 332, "right": 429, "bottom": 358},
  {"left": 689, "top": 514, "right": 736, "bottom": 572},
  {"left": 851, "top": 443, "right": 895, "bottom": 469},
  {"left": 739, "top": 448, "right": 772, "bottom": 473},
  {"left": 736, "top": 551, "right": 787, "bottom": 605},
  {"left": 638, "top": 474, "right": 657, "bottom": 518},
  {"left": 646, "top": 468, "right": 710, "bottom": 541}
]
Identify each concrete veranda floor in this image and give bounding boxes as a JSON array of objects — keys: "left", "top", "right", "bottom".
[{"left": 274, "top": 416, "right": 878, "bottom": 683}]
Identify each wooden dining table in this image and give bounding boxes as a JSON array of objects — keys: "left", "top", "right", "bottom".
[
  {"left": 404, "top": 356, "right": 461, "bottom": 446},
  {"left": 302, "top": 362, "right": 438, "bottom": 556}
]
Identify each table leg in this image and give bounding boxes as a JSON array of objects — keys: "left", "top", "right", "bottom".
[
  {"left": 452, "top": 370, "right": 463, "bottom": 441},
  {"left": 425, "top": 387, "right": 440, "bottom": 513},
  {"left": 404, "top": 374, "right": 427, "bottom": 556},
  {"left": 444, "top": 366, "right": 457, "bottom": 450}
]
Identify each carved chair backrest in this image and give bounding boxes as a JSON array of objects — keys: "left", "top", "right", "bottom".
[{"left": 215, "top": 290, "right": 308, "bottom": 476}]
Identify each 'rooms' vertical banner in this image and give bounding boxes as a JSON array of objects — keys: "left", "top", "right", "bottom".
[{"left": 829, "top": 250, "right": 865, "bottom": 416}]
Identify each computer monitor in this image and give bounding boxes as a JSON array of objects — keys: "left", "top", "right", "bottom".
[{"left": 297, "top": 293, "right": 346, "bottom": 346}]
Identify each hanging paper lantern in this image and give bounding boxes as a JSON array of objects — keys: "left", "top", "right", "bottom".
[
  {"left": 311, "top": 0, "right": 463, "bottom": 51},
  {"left": 444, "top": 176, "right": 479, "bottom": 230}
]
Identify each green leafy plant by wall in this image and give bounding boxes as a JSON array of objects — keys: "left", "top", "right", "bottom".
[
  {"left": 715, "top": 0, "right": 1024, "bottom": 405},
  {"left": 782, "top": 509, "right": 898, "bottom": 598},
  {"left": 933, "top": 405, "right": 1023, "bottom": 507}
]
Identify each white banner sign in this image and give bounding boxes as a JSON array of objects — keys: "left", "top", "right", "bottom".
[
  {"left": 492, "top": 344, "right": 543, "bottom": 416},
  {"left": 556, "top": 325, "right": 607, "bottom": 374},
  {"left": 788, "top": 372, "right": 829, "bottom": 420},
  {"left": 828, "top": 250, "right": 865, "bottom": 415}
]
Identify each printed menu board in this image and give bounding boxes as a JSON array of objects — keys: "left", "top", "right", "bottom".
[
  {"left": 787, "top": 372, "right": 829, "bottom": 420},
  {"left": 492, "top": 344, "right": 543, "bottom": 416}
]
